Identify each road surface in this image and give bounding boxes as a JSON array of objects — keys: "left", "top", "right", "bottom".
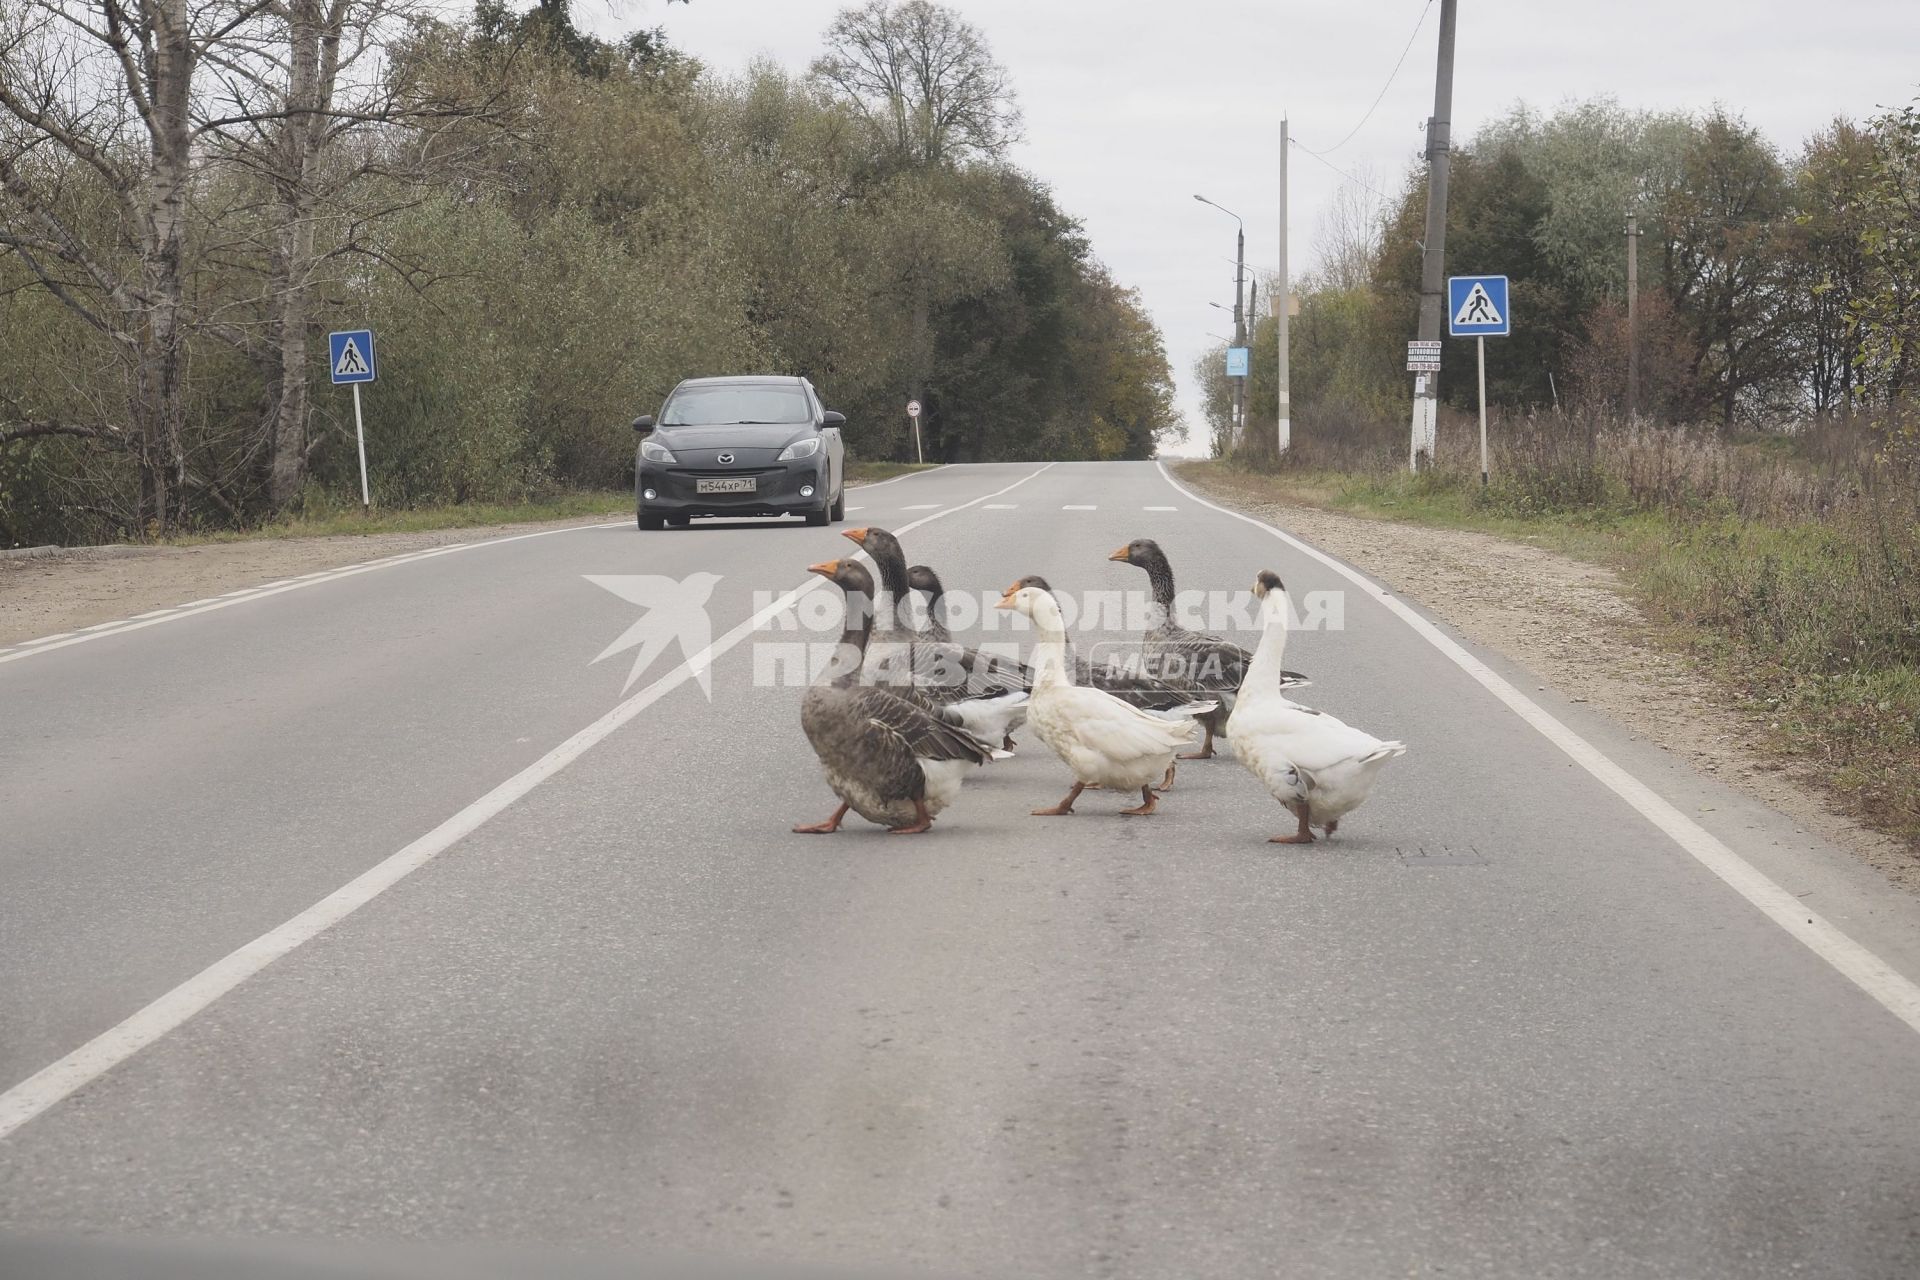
[{"left": 4, "top": 461, "right": 1920, "bottom": 1278}]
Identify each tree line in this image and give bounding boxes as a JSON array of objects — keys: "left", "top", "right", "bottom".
[
  {"left": 1204, "top": 97, "right": 1920, "bottom": 453},
  {"left": 0, "top": 0, "right": 1179, "bottom": 543}
]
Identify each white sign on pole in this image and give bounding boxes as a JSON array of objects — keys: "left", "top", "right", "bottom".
[{"left": 905, "top": 399, "right": 921, "bottom": 418}]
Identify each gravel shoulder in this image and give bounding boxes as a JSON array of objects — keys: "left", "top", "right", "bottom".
[
  {"left": 1179, "top": 463, "right": 1919, "bottom": 896},
  {"left": 0, "top": 514, "right": 620, "bottom": 648}
]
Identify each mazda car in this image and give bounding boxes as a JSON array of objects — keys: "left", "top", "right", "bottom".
[{"left": 631, "top": 375, "right": 847, "bottom": 530}]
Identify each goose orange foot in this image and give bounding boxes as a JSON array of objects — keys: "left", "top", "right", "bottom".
[
  {"left": 794, "top": 802, "right": 850, "bottom": 835},
  {"left": 1120, "top": 785, "right": 1158, "bottom": 816},
  {"left": 1268, "top": 805, "right": 1315, "bottom": 845},
  {"left": 887, "top": 799, "right": 935, "bottom": 834},
  {"left": 1032, "top": 781, "right": 1086, "bottom": 816}
]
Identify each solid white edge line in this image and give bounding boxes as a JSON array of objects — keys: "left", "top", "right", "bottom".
[
  {"left": 1155, "top": 460, "right": 1920, "bottom": 1037},
  {"left": 0, "top": 524, "right": 616, "bottom": 667},
  {"left": 0, "top": 463, "right": 1055, "bottom": 1142}
]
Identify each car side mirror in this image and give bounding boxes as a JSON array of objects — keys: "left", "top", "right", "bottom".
[
  {"left": 822, "top": 411, "right": 846, "bottom": 427},
  {"left": 631, "top": 415, "right": 655, "bottom": 434}
]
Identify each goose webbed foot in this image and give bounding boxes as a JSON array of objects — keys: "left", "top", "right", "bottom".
[
  {"left": 793, "top": 802, "right": 850, "bottom": 835},
  {"left": 1032, "top": 781, "right": 1086, "bottom": 816},
  {"left": 1002, "top": 733, "right": 1017, "bottom": 751},
  {"left": 887, "top": 798, "right": 934, "bottom": 835},
  {"left": 1120, "top": 784, "right": 1158, "bottom": 816},
  {"left": 1156, "top": 762, "right": 1176, "bottom": 791},
  {"left": 1268, "top": 805, "right": 1315, "bottom": 845},
  {"left": 1177, "top": 727, "right": 1217, "bottom": 761}
]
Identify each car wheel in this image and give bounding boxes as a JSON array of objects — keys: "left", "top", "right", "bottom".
[
  {"left": 829, "top": 490, "right": 845, "bottom": 522},
  {"left": 638, "top": 512, "right": 665, "bottom": 531},
  {"left": 805, "top": 500, "right": 830, "bottom": 527}
]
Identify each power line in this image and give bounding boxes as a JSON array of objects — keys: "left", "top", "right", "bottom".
[
  {"left": 1298, "top": 0, "right": 1435, "bottom": 155},
  {"left": 1288, "top": 136, "right": 1394, "bottom": 202}
]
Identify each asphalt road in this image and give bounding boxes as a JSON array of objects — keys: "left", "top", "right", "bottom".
[{"left": 4, "top": 461, "right": 1920, "bottom": 1279}]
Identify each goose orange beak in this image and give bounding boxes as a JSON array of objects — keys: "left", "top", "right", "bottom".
[
  {"left": 807, "top": 559, "right": 840, "bottom": 578},
  {"left": 995, "top": 584, "right": 1020, "bottom": 610},
  {"left": 841, "top": 527, "right": 869, "bottom": 545},
  {"left": 1107, "top": 544, "right": 1130, "bottom": 562}
]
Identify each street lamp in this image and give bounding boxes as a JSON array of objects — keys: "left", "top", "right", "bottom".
[{"left": 1195, "top": 194, "right": 1248, "bottom": 446}]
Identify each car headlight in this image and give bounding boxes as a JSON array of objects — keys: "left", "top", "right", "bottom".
[
  {"left": 777, "top": 436, "right": 821, "bottom": 461},
  {"left": 639, "top": 439, "right": 677, "bottom": 463}
]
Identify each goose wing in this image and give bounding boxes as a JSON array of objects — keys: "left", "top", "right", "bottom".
[{"left": 851, "top": 686, "right": 1000, "bottom": 765}]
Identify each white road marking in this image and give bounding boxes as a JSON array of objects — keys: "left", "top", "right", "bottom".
[
  {"left": 845, "top": 507, "right": 865, "bottom": 513},
  {"left": 1144, "top": 505, "right": 1178, "bottom": 511},
  {"left": 0, "top": 463, "right": 1056, "bottom": 1142},
  {"left": 1157, "top": 461, "right": 1920, "bottom": 1038},
  {"left": 901, "top": 503, "right": 941, "bottom": 510},
  {"left": 0, "top": 524, "right": 625, "bottom": 668},
  {"left": 984, "top": 503, "right": 1018, "bottom": 510},
  {"left": 1, "top": 467, "right": 959, "bottom": 666},
  {"left": 1062, "top": 504, "right": 1097, "bottom": 511}
]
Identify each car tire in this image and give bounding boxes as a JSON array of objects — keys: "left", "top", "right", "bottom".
[
  {"left": 805, "top": 500, "right": 830, "bottom": 527},
  {"left": 638, "top": 512, "right": 665, "bottom": 531},
  {"left": 829, "top": 490, "right": 845, "bottom": 523}
]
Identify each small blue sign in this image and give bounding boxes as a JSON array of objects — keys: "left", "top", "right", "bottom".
[
  {"left": 328, "top": 329, "right": 377, "bottom": 384},
  {"left": 1447, "top": 276, "right": 1510, "bottom": 337},
  {"left": 1225, "top": 346, "right": 1250, "bottom": 377}
]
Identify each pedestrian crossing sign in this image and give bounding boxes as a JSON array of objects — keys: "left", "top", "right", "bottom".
[
  {"left": 329, "top": 329, "right": 377, "bottom": 384},
  {"left": 1448, "top": 276, "right": 1509, "bottom": 337}
]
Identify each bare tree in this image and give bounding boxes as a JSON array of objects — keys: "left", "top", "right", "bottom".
[
  {"left": 1310, "top": 170, "right": 1384, "bottom": 292},
  {"left": 0, "top": 0, "right": 224, "bottom": 529},
  {"left": 811, "top": 0, "right": 1020, "bottom": 169}
]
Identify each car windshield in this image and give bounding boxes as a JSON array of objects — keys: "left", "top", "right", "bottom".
[{"left": 661, "top": 385, "right": 811, "bottom": 426}]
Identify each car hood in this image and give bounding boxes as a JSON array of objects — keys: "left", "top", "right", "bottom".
[{"left": 651, "top": 423, "right": 810, "bottom": 452}]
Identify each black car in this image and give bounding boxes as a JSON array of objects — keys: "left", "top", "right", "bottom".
[{"left": 632, "top": 376, "right": 847, "bottom": 530}]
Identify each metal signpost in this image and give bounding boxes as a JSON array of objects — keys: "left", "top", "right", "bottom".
[
  {"left": 328, "top": 329, "right": 377, "bottom": 510},
  {"left": 906, "top": 398, "right": 923, "bottom": 464},
  {"left": 1446, "top": 275, "right": 1509, "bottom": 487}
]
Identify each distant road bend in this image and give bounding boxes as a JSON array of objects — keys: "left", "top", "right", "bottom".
[{"left": 3, "top": 460, "right": 1920, "bottom": 1279}]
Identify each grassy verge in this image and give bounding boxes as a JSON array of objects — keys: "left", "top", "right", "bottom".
[
  {"left": 1179, "top": 459, "right": 1920, "bottom": 849},
  {"left": 847, "top": 460, "right": 942, "bottom": 485},
  {"left": 162, "top": 491, "right": 632, "bottom": 545}
]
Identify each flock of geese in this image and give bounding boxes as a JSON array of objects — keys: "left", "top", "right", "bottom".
[{"left": 795, "top": 526, "right": 1408, "bottom": 845}]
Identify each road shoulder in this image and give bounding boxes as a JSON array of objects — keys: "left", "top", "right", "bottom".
[{"left": 1177, "top": 460, "right": 1919, "bottom": 897}]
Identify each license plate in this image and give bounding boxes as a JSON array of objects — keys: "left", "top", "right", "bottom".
[{"left": 696, "top": 477, "right": 756, "bottom": 494}]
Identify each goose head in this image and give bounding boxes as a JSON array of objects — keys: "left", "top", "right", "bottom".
[
  {"left": 1251, "top": 569, "right": 1291, "bottom": 629},
  {"left": 995, "top": 578, "right": 1066, "bottom": 634},
  {"left": 1106, "top": 538, "right": 1164, "bottom": 568},
  {"left": 808, "top": 557, "right": 878, "bottom": 611},
  {"left": 906, "top": 564, "right": 944, "bottom": 600}
]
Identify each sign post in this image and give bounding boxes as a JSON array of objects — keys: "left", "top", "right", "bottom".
[
  {"left": 905, "top": 398, "right": 923, "bottom": 464},
  {"left": 328, "top": 329, "right": 378, "bottom": 509},
  {"left": 1446, "top": 275, "right": 1509, "bottom": 487}
]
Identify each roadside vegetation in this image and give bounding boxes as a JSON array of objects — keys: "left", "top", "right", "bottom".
[
  {"left": 0, "top": 0, "right": 1178, "bottom": 546},
  {"left": 1176, "top": 94, "right": 1920, "bottom": 850},
  {"left": 1186, "top": 408, "right": 1920, "bottom": 849}
]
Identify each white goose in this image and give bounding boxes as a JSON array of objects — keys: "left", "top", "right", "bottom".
[
  {"left": 1227, "top": 570, "right": 1407, "bottom": 843},
  {"left": 996, "top": 579, "right": 1216, "bottom": 816}
]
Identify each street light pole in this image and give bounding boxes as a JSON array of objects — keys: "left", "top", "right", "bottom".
[
  {"left": 1277, "top": 116, "right": 1291, "bottom": 456},
  {"left": 1196, "top": 193, "right": 1247, "bottom": 451}
]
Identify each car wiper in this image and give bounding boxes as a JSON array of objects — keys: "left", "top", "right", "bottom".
[{"left": 726, "top": 420, "right": 801, "bottom": 425}]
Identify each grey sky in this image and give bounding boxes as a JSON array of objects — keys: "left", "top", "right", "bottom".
[{"left": 594, "top": 0, "right": 1920, "bottom": 453}]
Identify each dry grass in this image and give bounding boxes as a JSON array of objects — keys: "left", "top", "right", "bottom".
[{"left": 1216, "top": 404, "right": 1920, "bottom": 847}]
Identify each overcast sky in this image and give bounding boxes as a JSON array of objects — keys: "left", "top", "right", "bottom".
[{"left": 591, "top": 0, "right": 1920, "bottom": 454}]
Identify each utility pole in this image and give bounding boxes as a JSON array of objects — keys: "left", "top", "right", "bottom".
[
  {"left": 1625, "top": 209, "right": 1641, "bottom": 418},
  {"left": 1277, "top": 117, "right": 1291, "bottom": 455},
  {"left": 1409, "top": 0, "right": 1457, "bottom": 472},
  {"left": 1196, "top": 194, "right": 1248, "bottom": 452}
]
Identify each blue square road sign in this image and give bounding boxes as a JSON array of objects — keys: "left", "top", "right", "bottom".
[
  {"left": 1447, "top": 276, "right": 1510, "bottom": 337},
  {"left": 329, "top": 329, "right": 377, "bottom": 384}
]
